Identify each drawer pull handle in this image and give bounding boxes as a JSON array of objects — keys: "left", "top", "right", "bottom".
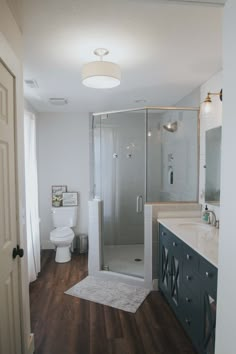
[
  {"left": 185, "top": 319, "right": 191, "bottom": 325},
  {"left": 173, "top": 242, "right": 177, "bottom": 247},
  {"left": 186, "top": 275, "right": 192, "bottom": 281},
  {"left": 186, "top": 254, "right": 191, "bottom": 260},
  {"left": 161, "top": 232, "right": 166, "bottom": 236},
  {"left": 205, "top": 271, "right": 211, "bottom": 278},
  {"left": 186, "top": 297, "right": 191, "bottom": 303}
]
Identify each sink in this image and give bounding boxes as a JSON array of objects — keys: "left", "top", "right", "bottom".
[{"left": 177, "top": 222, "right": 213, "bottom": 232}]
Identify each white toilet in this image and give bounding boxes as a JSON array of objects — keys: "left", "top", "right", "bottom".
[{"left": 50, "top": 206, "right": 78, "bottom": 263}]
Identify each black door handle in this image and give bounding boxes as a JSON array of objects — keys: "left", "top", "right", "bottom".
[{"left": 12, "top": 245, "right": 24, "bottom": 259}]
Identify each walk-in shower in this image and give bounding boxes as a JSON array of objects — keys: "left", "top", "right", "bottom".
[{"left": 89, "top": 106, "right": 199, "bottom": 285}]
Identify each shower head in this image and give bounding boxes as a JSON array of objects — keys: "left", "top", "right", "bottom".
[{"left": 163, "top": 121, "right": 178, "bottom": 133}]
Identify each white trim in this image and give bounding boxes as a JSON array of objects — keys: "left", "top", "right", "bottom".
[
  {"left": 0, "top": 31, "right": 33, "bottom": 354},
  {"left": 27, "top": 334, "right": 35, "bottom": 354},
  {"left": 92, "top": 105, "right": 200, "bottom": 116}
]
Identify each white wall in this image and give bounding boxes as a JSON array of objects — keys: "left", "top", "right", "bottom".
[
  {"left": 25, "top": 98, "right": 38, "bottom": 116},
  {"left": 199, "top": 71, "right": 223, "bottom": 220},
  {"left": 176, "top": 87, "right": 200, "bottom": 107},
  {"left": 215, "top": 1, "right": 236, "bottom": 353},
  {"left": 0, "top": 0, "right": 22, "bottom": 58},
  {"left": 6, "top": 0, "right": 22, "bottom": 31},
  {"left": 37, "top": 112, "right": 89, "bottom": 248}
]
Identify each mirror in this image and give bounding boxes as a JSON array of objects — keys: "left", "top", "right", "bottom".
[{"left": 205, "top": 126, "right": 222, "bottom": 205}]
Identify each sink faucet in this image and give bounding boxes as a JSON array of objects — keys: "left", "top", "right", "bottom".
[{"left": 207, "top": 210, "right": 219, "bottom": 228}]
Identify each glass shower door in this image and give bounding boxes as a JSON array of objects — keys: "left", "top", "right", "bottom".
[{"left": 100, "top": 110, "right": 146, "bottom": 278}]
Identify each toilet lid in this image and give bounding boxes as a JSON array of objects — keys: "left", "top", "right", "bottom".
[{"left": 50, "top": 227, "right": 74, "bottom": 238}]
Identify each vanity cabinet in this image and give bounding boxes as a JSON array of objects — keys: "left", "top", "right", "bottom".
[
  {"left": 159, "top": 227, "right": 182, "bottom": 315},
  {"left": 159, "top": 224, "right": 217, "bottom": 354}
]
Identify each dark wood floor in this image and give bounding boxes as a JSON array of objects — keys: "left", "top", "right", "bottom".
[{"left": 30, "top": 250, "right": 197, "bottom": 354}]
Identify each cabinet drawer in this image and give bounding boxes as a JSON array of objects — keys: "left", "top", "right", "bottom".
[
  {"left": 199, "top": 257, "right": 218, "bottom": 297},
  {"left": 180, "top": 284, "right": 200, "bottom": 315},
  {"left": 182, "top": 243, "right": 199, "bottom": 274},
  {"left": 182, "top": 267, "right": 199, "bottom": 292},
  {"left": 160, "top": 226, "right": 182, "bottom": 256},
  {"left": 180, "top": 286, "right": 201, "bottom": 350},
  {"left": 159, "top": 226, "right": 171, "bottom": 246},
  {"left": 168, "top": 231, "right": 182, "bottom": 256},
  {"left": 181, "top": 306, "right": 201, "bottom": 351}
]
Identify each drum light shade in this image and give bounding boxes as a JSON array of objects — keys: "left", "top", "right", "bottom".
[{"left": 82, "top": 48, "right": 121, "bottom": 89}]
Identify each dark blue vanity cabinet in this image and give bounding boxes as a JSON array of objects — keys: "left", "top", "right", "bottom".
[
  {"left": 159, "top": 224, "right": 217, "bottom": 354},
  {"left": 159, "top": 226, "right": 182, "bottom": 315}
]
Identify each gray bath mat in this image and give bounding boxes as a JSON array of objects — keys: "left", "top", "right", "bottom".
[{"left": 65, "top": 275, "right": 150, "bottom": 313}]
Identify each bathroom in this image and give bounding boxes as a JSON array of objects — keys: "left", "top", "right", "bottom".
[
  {"left": 2, "top": 0, "right": 235, "bottom": 354},
  {"left": 27, "top": 2, "right": 222, "bottom": 353},
  {"left": 28, "top": 73, "right": 223, "bottom": 354}
]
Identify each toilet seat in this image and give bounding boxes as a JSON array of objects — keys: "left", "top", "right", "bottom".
[{"left": 50, "top": 227, "right": 74, "bottom": 240}]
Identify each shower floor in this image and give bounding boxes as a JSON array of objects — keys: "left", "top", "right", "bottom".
[{"left": 103, "top": 244, "right": 144, "bottom": 278}]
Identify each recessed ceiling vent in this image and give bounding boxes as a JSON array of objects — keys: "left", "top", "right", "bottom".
[
  {"left": 49, "top": 98, "right": 68, "bottom": 106},
  {"left": 24, "top": 79, "right": 39, "bottom": 88}
]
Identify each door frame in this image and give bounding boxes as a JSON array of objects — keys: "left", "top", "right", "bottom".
[{"left": 0, "top": 32, "right": 34, "bottom": 354}]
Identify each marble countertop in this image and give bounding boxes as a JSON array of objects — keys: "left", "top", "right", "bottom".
[{"left": 157, "top": 218, "right": 219, "bottom": 268}]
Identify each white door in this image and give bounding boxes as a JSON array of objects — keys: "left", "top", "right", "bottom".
[{"left": 0, "top": 61, "right": 22, "bottom": 353}]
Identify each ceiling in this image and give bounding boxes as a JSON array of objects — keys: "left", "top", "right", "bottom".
[{"left": 23, "top": 0, "right": 223, "bottom": 113}]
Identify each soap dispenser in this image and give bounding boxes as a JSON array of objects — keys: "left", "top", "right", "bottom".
[{"left": 202, "top": 205, "right": 209, "bottom": 223}]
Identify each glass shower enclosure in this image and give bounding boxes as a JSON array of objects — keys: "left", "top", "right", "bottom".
[{"left": 91, "top": 107, "right": 199, "bottom": 279}]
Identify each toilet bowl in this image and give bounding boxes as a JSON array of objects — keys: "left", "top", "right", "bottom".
[
  {"left": 50, "top": 227, "right": 74, "bottom": 263},
  {"left": 50, "top": 206, "right": 78, "bottom": 263}
]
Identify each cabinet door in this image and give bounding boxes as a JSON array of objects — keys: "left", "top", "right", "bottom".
[
  {"left": 200, "top": 258, "right": 217, "bottom": 354},
  {"left": 169, "top": 235, "right": 181, "bottom": 309},
  {"left": 202, "top": 290, "right": 216, "bottom": 354},
  {"left": 159, "top": 226, "right": 181, "bottom": 312},
  {"left": 159, "top": 226, "right": 171, "bottom": 298},
  {"left": 181, "top": 285, "right": 201, "bottom": 351}
]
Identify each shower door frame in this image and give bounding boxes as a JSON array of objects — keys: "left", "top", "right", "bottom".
[{"left": 89, "top": 106, "right": 200, "bottom": 289}]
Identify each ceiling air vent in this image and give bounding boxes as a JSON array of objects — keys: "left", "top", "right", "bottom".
[
  {"left": 24, "top": 79, "right": 39, "bottom": 88},
  {"left": 49, "top": 98, "right": 68, "bottom": 106}
]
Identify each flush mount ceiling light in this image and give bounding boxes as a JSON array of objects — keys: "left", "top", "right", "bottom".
[
  {"left": 203, "top": 89, "right": 223, "bottom": 114},
  {"left": 82, "top": 48, "right": 121, "bottom": 89}
]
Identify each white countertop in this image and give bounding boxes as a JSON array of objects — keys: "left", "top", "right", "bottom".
[{"left": 158, "top": 218, "right": 219, "bottom": 268}]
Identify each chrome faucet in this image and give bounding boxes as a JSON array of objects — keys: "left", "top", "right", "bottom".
[{"left": 207, "top": 210, "right": 219, "bottom": 228}]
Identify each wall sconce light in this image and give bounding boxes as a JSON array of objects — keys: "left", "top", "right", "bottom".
[{"left": 203, "top": 89, "right": 223, "bottom": 114}]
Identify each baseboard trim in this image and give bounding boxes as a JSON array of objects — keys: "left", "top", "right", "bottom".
[
  {"left": 152, "top": 278, "right": 159, "bottom": 291},
  {"left": 27, "top": 333, "right": 35, "bottom": 354}
]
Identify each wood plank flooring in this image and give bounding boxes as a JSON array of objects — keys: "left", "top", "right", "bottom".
[{"left": 30, "top": 250, "right": 197, "bottom": 354}]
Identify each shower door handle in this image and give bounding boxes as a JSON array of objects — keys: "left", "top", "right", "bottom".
[{"left": 136, "top": 195, "right": 143, "bottom": 213}]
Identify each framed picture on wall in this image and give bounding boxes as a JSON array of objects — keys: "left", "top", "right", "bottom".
[
  {"left": 52, "top": 185, "right": 67, "bottom": 207},
  {"left": 62, "top": 192, "right": 78, "bottom": 206}
]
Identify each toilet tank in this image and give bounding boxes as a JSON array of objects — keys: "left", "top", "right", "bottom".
[{"left": 51, "top": 206, "right": 78, "bottom": 227}]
